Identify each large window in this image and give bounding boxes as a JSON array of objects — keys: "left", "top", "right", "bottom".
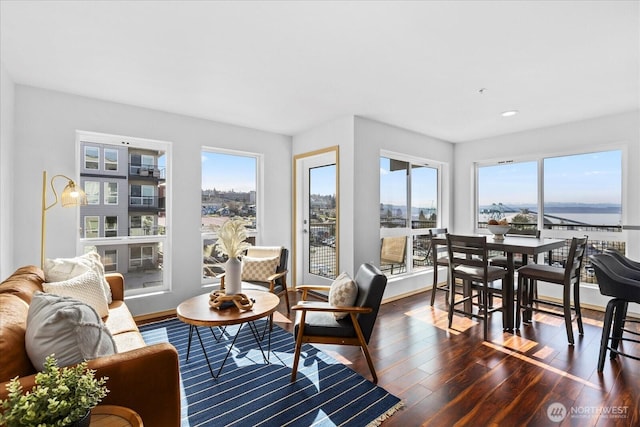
[
  {"left": 380, "top": 154, "right": 440, "bottom": 277},
  {"left": 201, "top": 149, "right": 259, "bottom": 283},
  {"left": 79, "top": 131, "right": 170, "bottom": 295},
  {"left": 477, "top": 161, "right": 538, "bottom": 230},
  {"left": 476, "top": 149, "right": 624, "bottom": 283}
]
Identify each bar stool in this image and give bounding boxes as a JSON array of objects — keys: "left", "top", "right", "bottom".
[
  {"left": 589, "top": 253, "right": 640, "bottom": 372},
  {"left": 516, "top": 236, "right": 588, "bottom": 345}
]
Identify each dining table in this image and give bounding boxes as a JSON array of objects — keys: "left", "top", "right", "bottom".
[{"left": 432, "top": 234, "right": 566, "bottom": 331}]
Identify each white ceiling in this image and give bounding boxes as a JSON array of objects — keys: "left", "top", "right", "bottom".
[{"left": 1, "top": 1, "right": 638, "bottom": 142}]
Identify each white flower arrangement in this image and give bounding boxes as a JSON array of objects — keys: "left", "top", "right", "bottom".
[{"left": 215, "top": 218, "right": 251, "bottom": 259}]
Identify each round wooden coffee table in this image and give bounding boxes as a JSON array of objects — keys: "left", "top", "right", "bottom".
[{"left": 176, "top": 289, "right": 280, "bottom": 378}]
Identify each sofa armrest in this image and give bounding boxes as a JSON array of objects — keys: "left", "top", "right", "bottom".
[
  {"left": 105, "top": 273, "right": 125, "bottom": 301},
  {"left": 0, "top": 343, "right": 181, "bottom": 427},
  {"left": 86, "top": 343, "right": 180, "bottom": 426}
]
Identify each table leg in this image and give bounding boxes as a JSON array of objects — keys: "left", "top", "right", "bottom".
[
  {"left": 504, "top": 252, "right": 515, "bottom": 331},
  {"left": 186, "top": 325, "right": 194, "bottom": 361},
  {"left": 193, "top": 326, "right": 216, "bottom": 378}
]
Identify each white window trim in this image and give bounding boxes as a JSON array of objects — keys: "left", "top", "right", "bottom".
[
  {"left": 104, "top": 148, "right": 118, "bottom": 171},
  {"left": 104, "top": 182, "right": 118, "bottom": 205},
  {"left": 76, "top": 130, "right": 172, "bottom": 298},
  {"left": 85, "top": 146, "right": 100, "bottom": 170},
  {"left": 379, "top": 150, "right": 443, "bottom": 277}
]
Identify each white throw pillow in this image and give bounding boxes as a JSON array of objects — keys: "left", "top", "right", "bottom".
[
  {"left": 241, "top": 256, "right": 279, "bottom": 282},
  {"left": 328, "top": 272, "right": 358, "bottom": 320},
  {"left": 25, "top": 292, "right": 117, "bottom": 371},
  {"left": 44, "top": 251, "right": 112, "bottom": 304},
  {"left": 43, "top": 270, "right": 110, "bottom": 318}
]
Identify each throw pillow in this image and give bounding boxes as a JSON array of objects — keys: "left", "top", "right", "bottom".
[
  {"left": 241, "top": 256, "right": 279, "bottom": 282},
  {"left": 328, "top": 272, "right": 358, "bottom": 320},
  {"left": 25, "top": 292, "right": 117, "bottom": 371},
  {"left": 44, "top": 251, "right": 112, "bottom": 304},
  {"left": 43, "top": 270, "right": 110, "bottom": 318}
]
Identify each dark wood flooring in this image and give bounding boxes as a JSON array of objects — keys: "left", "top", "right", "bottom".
[{"left": 272, "top": 289, "right": 640, "bottom": 427}]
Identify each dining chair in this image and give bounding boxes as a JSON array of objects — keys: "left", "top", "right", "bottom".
[
  {"left": 428, "top": 228, "right": 452, "bottom": 306},
  {"left": 516, "top": 236, "right": 588, "bottom": 345},
  {"left": 291, "top": 263, "right": 387, "bottom": 383},
  {"left": 589, "top": 252, "right": 640, "bottom": 372},
  {"left": 446, "top": 234, "right": 508, "bottom": 341}
]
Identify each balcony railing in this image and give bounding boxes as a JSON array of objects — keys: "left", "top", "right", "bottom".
[
  {"left": 129, "top": 196, "right": 165, "bottom": 210},
  {"left": 129, "top": 164, "right": 166, "bottom": 179}
]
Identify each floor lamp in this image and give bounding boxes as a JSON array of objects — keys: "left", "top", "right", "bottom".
[{"left": 41, "top": 170, "right": 87, "bottom": 268}]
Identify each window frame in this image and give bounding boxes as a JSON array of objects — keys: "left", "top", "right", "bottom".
[
  {"left": 84, "top": 146, "right": 99, "bottom": 170},
  {"left": 104, "top": 148, "right": 118, "bottom": 171},
  {"left": 85, "top": 181, "right": 100, "bottom": 205},
  {"left": 77, "top": 130, "right": 172, "bottom": 297},
  {"left": 104, "top": 182, "right": 118, "bottom": 205},
  {"left": 84, "top": 216, "right": 99, "bottom": 238},
  {"left": 379, "top": 150, "right": 443, "bottom": 278},
  {"left": 200, "top": 147, "right": 263, "bottom": 285}
]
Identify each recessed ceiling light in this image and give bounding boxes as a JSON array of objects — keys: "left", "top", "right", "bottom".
[{"left": 501, "top": 110, "right": 519, "bottom": 117}]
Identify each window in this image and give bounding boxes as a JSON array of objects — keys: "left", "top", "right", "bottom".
[
  {"left": 103, "top": 249, "right": 117, "bottom": 272},
  {"left": 544, "top": 151, "right": 622, "bottom": 230},
  {"left": 85, "top": 181, "right": 100, "bottom": 205},
  {"left": 477, "top": 161, "right": 538, "bottom": 229},
  {"left": 130, "top": 184, "right": 155, "bottom": 206},
  {"left": 79, "top": 131, "right": 170, "bottom": 295},
  {"left": 85, "top": 146, "right": 99, "bottom": 170},
  {"left": 380, "top": 154, "right": 440, "bottom": 277},
  {"left": 201, "top": 149, "right": 259, "bottom": 282},
  {"left": 104, "top": 148, "right": 118, "bottom": 171},
  {"left": 104, "top": 182, "right": 118, "bottom": 205},
  {"left": 129, "top": 215, "right": 155, "bottom": 236},
  {"left": 84, "top": 216, "right": 99, "bottom": 238},
  {"left": 105, "top": 216, "right": 118, "bottom": 237},
  {"left": 129, "top": 245, "right": 154, "bottom": 268},
  {"left": 476, "top": 149, "right": 625, "bottom": 284}
]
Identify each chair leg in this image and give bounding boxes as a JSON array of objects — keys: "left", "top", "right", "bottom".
[
  {"left": 351, "top": 313, "right": 378, "bottom": 383},
  {"left": 573, "top": 281, "right": 584, "bottom": 336},
  {"left": 290, "top": 312, "right": 307, "bottom": 382},
  {"left": 563, "top": 283, "right": 575, "bottom": 345},
  {"left": 430, "top": 266, "right": 438, "bottom": 306},
  {"left": 482, "top": 282, "right": 489, "bottom": 341},
  {"left": 516, "top": 275, "right": 524, "bottom": 329},
  {"left": 610, "top": 300, "right": 628, "bottom": 356},
  {"left": 283, "top": 289, "right": 291, "bottom": 313},
  {"left": 598, "top": 299, "right": 617, "bottom": 372}
]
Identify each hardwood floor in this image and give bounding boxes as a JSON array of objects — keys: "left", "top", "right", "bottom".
[{"left": 274, "top": 289, "right": 640, "bottom": 427}]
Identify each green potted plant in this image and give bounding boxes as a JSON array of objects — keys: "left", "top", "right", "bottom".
[{"left": 0, "top": 355, "right": 109, "bottom": 427}]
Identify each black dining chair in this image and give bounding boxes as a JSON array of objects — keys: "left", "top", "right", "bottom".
[
  {"left": 516, "top": 236, "right": 588, "bottom": 345},
  {"left": 589, "top": 252, "right": 640, "bottom": 372},
  {"left": 446, "top": 234, "right": 508, "bottom": 341},
  {"left": 428, "top": 228, "right": 452, "bottom": 306}
]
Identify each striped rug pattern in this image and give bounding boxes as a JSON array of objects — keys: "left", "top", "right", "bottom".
[{"left": 140, "top": 317, "right": 402, "bottom": 427}]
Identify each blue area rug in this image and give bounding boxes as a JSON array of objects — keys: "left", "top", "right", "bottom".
[{"left": 140, "top": 317, "right": 402, "bottom": 427}]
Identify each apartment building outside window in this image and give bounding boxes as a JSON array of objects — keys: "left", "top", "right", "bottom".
[
  {"left": 380, "top": 153, "right": 440, "bottom": 278},
  {"left": 79, "top": 131, "right": 170, "bottom": 295}
]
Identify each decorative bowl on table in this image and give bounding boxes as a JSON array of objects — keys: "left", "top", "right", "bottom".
[{"left": 487, "top": 224, "right": 511, "bottom": 240}]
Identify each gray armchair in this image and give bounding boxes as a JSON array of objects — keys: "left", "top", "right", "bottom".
[{"left": 291, "top": 263, "right": 387, "bottom": 383}]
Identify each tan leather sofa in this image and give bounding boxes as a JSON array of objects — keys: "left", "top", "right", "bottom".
[{"left": 0, "top": 266, "right": 180, "bottom": 426}]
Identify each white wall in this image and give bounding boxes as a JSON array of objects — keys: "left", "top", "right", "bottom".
[
  {"left": 292, "top": 116, "right": 356, "bottom": 281},
  {"left": 453, "top": 111, "right": 640, "bottom": 313},
  {"left": 353, "top": 117, "right": 454, "bottom": 301},
  {"left": 12, "top": 85, "right": 292, "bottom": 316},
  {"left": 0, "top": 62, "right": 15, "bottom": 280}
]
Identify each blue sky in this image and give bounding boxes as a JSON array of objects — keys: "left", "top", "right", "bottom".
[
  {"left": 380, "top": 158, "right": 438, "bottom": 208},
  {"left": 201, "top": 151, "right": 256, "bottom": 192},
  {"left": 478, "top": 150, "right": 622, "bottom": 206},
  {"left": 310, "top": 164, "right": 336, "bottom": 196}
]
